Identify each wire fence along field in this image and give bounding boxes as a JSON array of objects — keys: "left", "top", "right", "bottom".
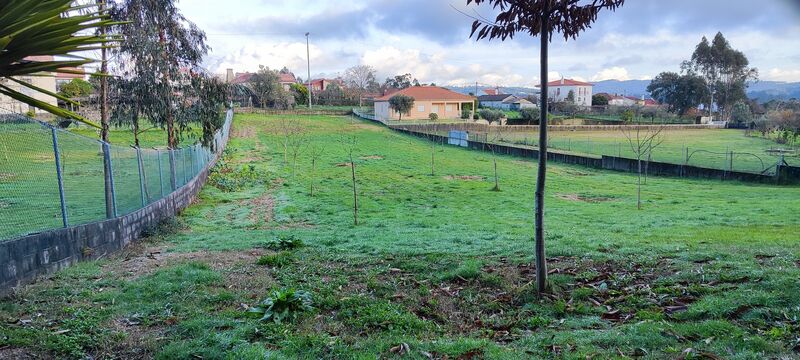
[
  {"left": 386, "top": 123, "right": 799, "bottom": 175},
  {"left": 0, "top": 109, "right": 232, "bottom": 241}
]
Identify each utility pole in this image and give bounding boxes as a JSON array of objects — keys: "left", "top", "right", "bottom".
[{"left": 305, "top": 32, "right": 312, "bottom": 109}]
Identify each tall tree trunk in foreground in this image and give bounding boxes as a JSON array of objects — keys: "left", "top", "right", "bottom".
[{"left": 534, "top": 7, "right": 549, "bottom": 294}]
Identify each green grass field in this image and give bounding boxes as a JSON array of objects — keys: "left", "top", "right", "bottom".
[
  {"left": 1, "top": 113, "right": 799, "bottom": 359},
  {"left": 69, "top": 125, "right": 203, "bottom": 148},
  {"left": 473, "top": 128, "right": 800, "bottom": 173},
  {"left": 0, "top": 124, "right": 208, "bottom": 239}
]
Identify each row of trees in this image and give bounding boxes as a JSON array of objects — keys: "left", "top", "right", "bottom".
[{"left": 240, "top": 65, "right": 444, "bottom": 109}]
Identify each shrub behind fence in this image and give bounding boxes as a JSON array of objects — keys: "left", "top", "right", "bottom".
[{"left": 0, "top": 110, "right": 232, "bottom": 241}]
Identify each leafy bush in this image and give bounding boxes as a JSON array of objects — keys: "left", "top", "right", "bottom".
[
  {"left": 428, "top": 112, "right": 438, "bottom": 120},
  {"left": 208, "top": 150, "right": 264, "bottom": 191},
  {"left": 479, "top": 109, "right": 504, "bottom": 122},
  {"left": 256, "top": 251, "right": 294, "bottom": 267},
  {"left": 247, "top": 289, "right": 313, "bottom": 323},
  {"left": 519, "top": 107, "right": 539, "bottom": 123},
  {"left": 621, "top": 109, "right": 635, "bottom": 123},
  {"left": 262, "top": 235, "right": 304, "bottom": 250}
]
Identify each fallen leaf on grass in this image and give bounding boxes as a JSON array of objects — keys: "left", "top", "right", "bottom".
[{"left": 390, "top": 343, "right": 410, "bottom": 355}]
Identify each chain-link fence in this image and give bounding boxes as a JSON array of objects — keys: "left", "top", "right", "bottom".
[
  {"left": 0, "top": 109, "right": 232, "bottom": 241},
  {"left": 381, "top": 121, "right": 799, "bottom": 176}
]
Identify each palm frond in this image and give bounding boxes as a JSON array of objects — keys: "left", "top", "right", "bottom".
[{"left": 0, "top": 0, "right": 116, "bottom": 126}]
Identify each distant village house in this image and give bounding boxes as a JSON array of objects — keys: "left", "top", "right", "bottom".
[{"left": 374, "top": 86, "right": 475, "bottom": 121}]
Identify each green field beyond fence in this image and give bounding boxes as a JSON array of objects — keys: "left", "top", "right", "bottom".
[
  {"left": 0, "top": 111, "right": 232, "bottom": 240},
  {"left": 447, "top": 128, "right": 798, "bottom": 174}
]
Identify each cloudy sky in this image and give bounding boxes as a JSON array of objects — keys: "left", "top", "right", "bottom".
[{"left": 177, "top": 0, "right": 800, "bottom": 87}]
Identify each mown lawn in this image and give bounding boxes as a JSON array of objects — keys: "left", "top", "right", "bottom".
[{"left": 1, "top": 113, "right": 799, "bottom": 359}]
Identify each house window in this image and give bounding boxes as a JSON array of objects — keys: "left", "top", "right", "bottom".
[
  {"left": 446, "top": 105, "right": 454, "bottom": 112},
  {"left": 432, "top": 105, "right": 439, "bottom": 113},
  {"left": 418, "top": 105, "right": 425, "bottom": 112}
]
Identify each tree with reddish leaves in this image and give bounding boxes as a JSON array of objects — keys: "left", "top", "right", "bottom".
[{"left": 465, "top": 0, "right": 625, "bottom": 294}]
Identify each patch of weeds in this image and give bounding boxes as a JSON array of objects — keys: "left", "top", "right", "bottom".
[
  {"left": 441, "top": 259, "right": 482, "bottom": 281},
  {"left": 635, "top": 309, "right": 665, "bottom": 321},
  {"left": 337, "top": 297, "right": 428, "bottom": 334},
  {"left": 43, "top": 307, "right": 120, "bottom": 359},
  {"left": 247, "top": 289, "right": 313, "bottom": 323},
  {"left": 260, "top": 235, "right": 304, "bottom": 251},
  {"left": 572, "top": 287, "right": 594, "bottom": 300},
  {"left": 256, "top": 251, "right": 294, "bottom": 267},
  {"left": 209, "top": 150, "right": 266, "bottom": 191}
]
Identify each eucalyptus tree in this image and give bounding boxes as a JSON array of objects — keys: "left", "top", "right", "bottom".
[
  {"left": 112, "top": 0, "right": 218, "bottom": 149},
  {"left": 466, "top": 0, "right": 625, "bottom": 293},
  {"left": 683, "top": 33, "right": 757, "bottom": 121}
]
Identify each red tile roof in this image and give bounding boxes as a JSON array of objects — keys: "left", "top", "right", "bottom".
[
  {"left": 538, "top": 78, "right": 594, "bottom": 87},
  {"left": 231, "top": 72, "right": 255, "bottom": 84},
  {"left": 279, "top": 73, "right": 296, "bottom": 83},
  {"left": 375, "top": 86, "right": 475, "bottom": 102}
]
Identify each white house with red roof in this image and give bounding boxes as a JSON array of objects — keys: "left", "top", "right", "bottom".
[
  {"left": 539, "top": 78, "right": 593, "bottom": 106},
  {"left": 374, "top": 86, "right": 475, "bottom": 121}
]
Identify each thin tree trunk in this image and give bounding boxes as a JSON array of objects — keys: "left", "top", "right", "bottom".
[
  {"left": 97, "top": 0, "right": 114, "bottom": 219},
  {"left": 534, "top": 7, "right": 549, "bottom": 295},
  {"left": 431, "top": 140, "right": 435, "bottom": 176},
  {"left": 637, "top": 157, "right": 642, "bottom": 210},
  {"left": 160, "top": 29, "right": 177, "bottom": 149},
  {"left": 310, "top": 157, "right": 316, "bottom": 197},
  {"left": 493, "top": 156, "right": 499, "bottom": 191},
  {"left": 350, "top": 153, "right": 358, "bottom": 225}
]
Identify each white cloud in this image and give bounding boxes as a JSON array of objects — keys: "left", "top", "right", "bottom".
[
  {"left": 210, "top": 42, "right": 321, "bottom": 74},
  {"left": 591, "top": 67, "right": 631, "bottom": 81},
  {"left": 764, "top": 68, "right": 800, "bottom": 82}
]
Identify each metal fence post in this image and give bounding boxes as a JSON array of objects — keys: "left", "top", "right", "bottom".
[
  {"left": 101, "top": 142, "right": 117, "bottom": 219},
  {"left": 136, "top": 147, "right": 146, "bottom": 206},
  {"left": 168, "top": 149, "right": 177, "bottom": 191},
  {"left": 183, "top": 149, "right": 188, "bottom": 184},
  {"left": 50, "top": 128, "right": 68, "bottom": 228},
  {"left": 103, "top": 143, "right": 118, "bottom": 217},
  {"left": 157, "top": 149, "right": 164, "bottom": 198}
]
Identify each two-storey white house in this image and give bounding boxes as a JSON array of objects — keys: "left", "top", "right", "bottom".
[{"left": 539, "top": 78, "right": 593, "bottom": 106}]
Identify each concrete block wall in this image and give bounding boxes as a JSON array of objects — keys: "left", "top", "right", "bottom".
[
  {"left": 390, "top": 126, "right": 798, "bottom": 185},
  {"left": 0, "top": 117, "right": 227, "bottom": 296}
]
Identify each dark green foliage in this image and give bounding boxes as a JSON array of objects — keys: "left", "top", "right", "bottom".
[
  {"left": 621, "top": 109, "right": 635, "bottom": 123},
  {"left": 256, "top": 251, "right": 294, "bottom": 267},
  {"left": 388, "top": 94, "right": 415, "bottom": 120},
  {"left": 592, "top": 94, "right": 609, "bottom": 106},
  {"left": 684, "top": 32, "right": 758, "bottom": 121},
  {"left": 247, "top": 289, "right": 313, "bottom": 323},
  {"left": 290, "top": 83, "right": 308, "bottom": 106},
  {"left": 519, "top": 107, "right": 539, "bottom": 123},
  {"left": 208, "top": 149, "right": 264, "bottom": 191},
  {"left": 566, "top": 90, "right": 576, "bottom": 104},
  {"left": 261, "top": 235, "right": 304, "bottom": 251},
  {"left": 729, "top": 101, "right": 753, "bottom": 127},
  {"left": 428, "top": 112, "right": 438, "bottom": 120},
  {"left": 112, "top": 0, "right": 228, "bottom": 148},
  {"left": 383, "top": 73, "right": 418, "bottom": 89},
  {"left": 647, "top": 72, "right": 709, "bottom": 115},
  {"left": 479, "top": 108, "right": 504, "bottom": 122},
  {"left": 58, "top": 78, "right": 94, "bottom": 98},
  {"left": 250, "top": 66, "right": 292, "bottom": 109}
]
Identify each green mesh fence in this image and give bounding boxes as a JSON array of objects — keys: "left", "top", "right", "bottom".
[{"left": 0, "top": 109, "right": 232, "bottom": 241}]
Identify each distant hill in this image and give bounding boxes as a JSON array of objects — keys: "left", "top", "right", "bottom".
[{"left": 448, "top": 80, "right": 800, "bottom": 103}]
